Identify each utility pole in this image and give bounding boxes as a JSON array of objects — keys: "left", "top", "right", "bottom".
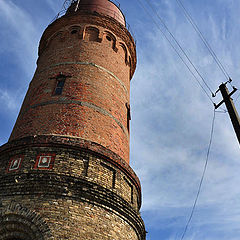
[{"left": 214, "top": 83, "right": 240, "bottom": 145}]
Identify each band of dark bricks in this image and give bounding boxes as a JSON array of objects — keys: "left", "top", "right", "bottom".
[
  {"left": 0, "top": 135, "right": 142, "bottom": 204},
  {"left": 0, "top": 173, "right": 146, "bottom": 240}
]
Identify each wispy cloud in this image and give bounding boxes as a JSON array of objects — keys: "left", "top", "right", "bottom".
[
  {"left": 45, "top": 0, "right": 63, "bottom": 14},
  {"left": 0, "top": 0, "right": 39, "bottom": 78},
  {"left": 0, "top": 89, "right": 18, "bottom": 111},
  {"left": 130, "top": 0, "right": 240, "bottom": 239}
]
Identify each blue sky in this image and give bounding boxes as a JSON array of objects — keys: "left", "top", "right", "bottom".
[{"left": 1, "top": 0, "right": 240, "bottom": 239}]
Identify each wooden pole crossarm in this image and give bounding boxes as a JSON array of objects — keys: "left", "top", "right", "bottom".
[
  {"left": 214, "top": 100, "right": 224, "bottom": 110},
  {"left": 215, "top": 83, "right": 240, "bottom": 145},
  {"left": 214, "top": 84, "right": 237, "bottom": 109}
]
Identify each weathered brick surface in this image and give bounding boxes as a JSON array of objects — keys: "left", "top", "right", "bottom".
[
  {"left": 0, "top": 137, "right": 145, "bottom": 239},
  {"left": 0, "top": 136, "right": 141, "bottom": 210},
  {"left": 1, "top": 135, "right": 141, "bottom": 193},
  {"left": 0, "top": 197, "right": 140, "bottom": 240},
  {"left": 10, "top": 12, "right": 136, "bottom": 163}
]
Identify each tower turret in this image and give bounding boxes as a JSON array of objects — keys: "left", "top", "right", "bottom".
[{"left": 0, "top": 1, "right": 145, "bottom": 239}]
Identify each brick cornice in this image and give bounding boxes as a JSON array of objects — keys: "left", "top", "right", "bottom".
[
  {"left": 0, "top": 135, "right": 142, "bottom": 207},
  {"left": 39, "top": 10, "right": 137, "bottom": 79}
]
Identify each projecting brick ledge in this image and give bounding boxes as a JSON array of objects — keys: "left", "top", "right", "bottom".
[
  {"left": 40, "top": 10, "right": 137, "bottom": 78},
  {"left": 0, "top": 135, "right": 141, "bottom": 205}
]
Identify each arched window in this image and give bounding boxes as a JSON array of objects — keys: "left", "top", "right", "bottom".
[
  {"left": 53, "top": 74, "right": 66, "bottom": 95},
  {"left": 119, "top": 43, "right": 128, "bottom": 64},
  {"left": 85, "top": 26, "right": 99, "bottom": 41},
  {"left": 70, "top": 25, "right": 80, "bottom": 35},
  {"left": 0, "top": 214, "right": 45, "bottom": 240},
  {"left": 104, "top": 31, "right": 116, "bottom": 50},
  {"left": 0, "top": 203, "right": 52, "bottom": 240}
]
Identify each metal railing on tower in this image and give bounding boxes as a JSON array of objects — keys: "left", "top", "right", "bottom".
[{"left": 49, "top": 0, "right": 136, "bottom": 43}]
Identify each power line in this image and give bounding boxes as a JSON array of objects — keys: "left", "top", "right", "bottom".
[
  {"left": 144, "top": 0, "right": 214, "bottom": 96},
  {"left": 135, "top": 1, "right": 220, "bottom": 238},
  {"left": 175, "top": 0, "right": 231, "bottom": 81},
  {"left": 135, "top": 0, "right": 214, "bottom": 104},
  {"left": 180, "top": 108, "right": 216, "bottom": 240},
  {"left": 218, "top": 107, "right": 227, "bottom": 113}
]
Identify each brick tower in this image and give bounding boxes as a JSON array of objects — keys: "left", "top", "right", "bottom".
[{"left": 0, "top": 0, "right": 145, "bottom": 239}]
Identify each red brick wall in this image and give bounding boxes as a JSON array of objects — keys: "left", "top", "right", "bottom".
[{"left": 10, "top": 12, "right": 136, "bottom": 163}]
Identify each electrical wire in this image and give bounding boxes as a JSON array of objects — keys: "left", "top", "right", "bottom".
[
  {"left": 175, "top": 0, "right": 230, "bottom": 81},
  {"left": 144, "top": 0, "right": 214, "bottom": 96},
  {"left": 180, "top": 108, "right": 216, "bottom": 240},
  {"left": 218, "top": 107, "right": 227, "bottom": 113},
  {"left": 135, "top": 0, "right": 214, "bottom": 104}
]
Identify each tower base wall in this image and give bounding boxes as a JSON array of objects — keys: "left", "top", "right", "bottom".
[
  {"left": 0, "top": 197, "right": 139, "bottom": 240},
  {"left": 0, "top": 136, "right": 145, "bottom": 240}
]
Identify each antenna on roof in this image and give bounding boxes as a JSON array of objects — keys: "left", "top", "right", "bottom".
[{"left": 75, "top": 0, "right": 81, "bottom": 11}]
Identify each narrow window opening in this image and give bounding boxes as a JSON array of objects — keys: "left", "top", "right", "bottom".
[
  {"left": 106, "top": 35, "right": 112, "bottom": 41},
  {"left": 54, "top": 74, "right": 66, "bottom": 95},
  {"left": 126, "top": 103, "right": 131, "bottom": 132},
  {"left": 71, "top": 29, "right": 78, "bottom": 34},
  {"left": 82, "top": 156, "right": 89, "bottom": 177}
]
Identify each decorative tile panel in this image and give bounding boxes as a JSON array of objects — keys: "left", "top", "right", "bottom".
[
  {"left": 7, "top": 156, "right": 23, "bottom": 172},
  {"left": 34, "top": 153, "right": 56, "bottom": 170}
]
